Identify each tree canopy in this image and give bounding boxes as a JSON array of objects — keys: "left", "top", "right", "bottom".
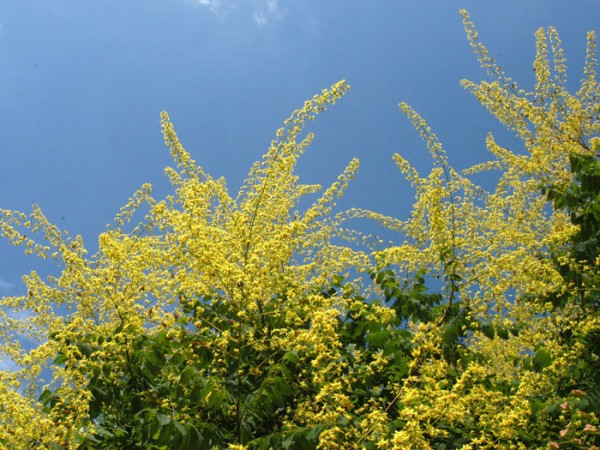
[{"left": 1, "top": 10, "right": 599, "bottom": 449}]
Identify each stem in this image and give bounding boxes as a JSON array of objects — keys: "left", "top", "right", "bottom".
[
  {"left": 235, "top": 308, "right": 243, "bottom": 444},
  {"left": 243, "top": 136, "right": 290, "bottom": 267}
]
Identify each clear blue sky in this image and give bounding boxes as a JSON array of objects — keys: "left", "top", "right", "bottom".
[{"left": 1, "top": 1, "right": 599, "bottom": 295}]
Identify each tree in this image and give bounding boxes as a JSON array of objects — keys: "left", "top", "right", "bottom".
[
  {"left": 357, "top": 11, "right": 600, "bottom": 448},
  {"left": 1, "top": 9, "right": 599, "bottom": 449},
  {"left": 1, "top": 81, "right": 367, "bottom": 448}
]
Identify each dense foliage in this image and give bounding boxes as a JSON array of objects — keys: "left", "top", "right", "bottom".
[{"left": 1, "top": 10, "right": 599, "bottom": 449}]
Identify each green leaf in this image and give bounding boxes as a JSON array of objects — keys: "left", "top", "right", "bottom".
[
  {"left": 38, "top": 389, "right": 53, "bottom": 406},
  {"left": 53, "top": 354, "right": 68, "bottom": 365},
  {"left": 180, "top": 366, "right": 196, "bottom": 385},
  {"left": 532, "top": 348, "right": 552, "bottom": 372},
  {"left": 441, "top": 324, "right": 459, "bottom": 345},
  {"left": 480, "top": 322, "right": 495, "bottom": 339},
  {"left": 366, "top": 329, "right": 390, "bottom": 348},
  {"left": 172, "top": 420, "right": 188, "bottom": 437},
  {"left": 282, "top": 351, "right": 299, "bottom": 365},
  {"left": 332, "top": 275, "right": 344, "bottom": 287},
  {"left": 496, "top": 325, "right": 509, "bottom": 340}
]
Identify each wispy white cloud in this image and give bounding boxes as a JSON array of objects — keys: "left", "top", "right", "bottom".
[
  {"left": 253, "top": 11, "right": 268, "bottom": 27},
  {"left": 266, "top": 0, "right": 286, "bottom": 18},
  {"left": 0, "top": 277, "right": 14, "bottom": 292},
  {"left": 184, "top": 0, "right": 234, "bottom": 18},
  {"left": 186, "top": 0, "right": 221, "bottom": 10},
  {"left": 184, "top": 0, "right": 289, "bottom": 27},
  {"left": 254, "top": 0, "right": 288, "bottom": 27}
]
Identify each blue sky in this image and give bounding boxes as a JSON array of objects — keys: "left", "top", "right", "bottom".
[{"left": 1, "top": 1, "right": 599, "bottom": 296}]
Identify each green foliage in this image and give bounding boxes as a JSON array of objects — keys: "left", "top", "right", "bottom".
[
  {"left": 534, "top": 140, "right": 600, "bottom": 447},
  {"left": 48, "top": 300, "right": 309, "bottom": 448},
  {"left": 545, "top": 144, "right": 600, "bottom": 310}
]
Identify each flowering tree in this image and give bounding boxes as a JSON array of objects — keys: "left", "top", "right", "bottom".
[
  {"left": 1, "top": 10, "right": 599, "bottom": 449},
  {"left": 358, "top": 11, "right": 600, "bottom": 448}
]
